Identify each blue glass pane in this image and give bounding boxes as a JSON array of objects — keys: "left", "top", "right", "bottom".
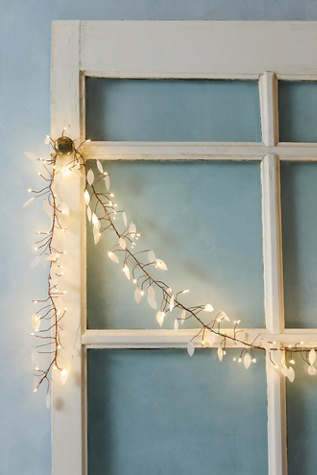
[
  {"left": 87, "top": 161, "right": 264, "bottom": 329},
  {"left": 287, "top": 352, "right": 317, "bottom": 475},
  {"left": 281, "top": 162, "right": 317, "bottom": 328},
  {"left": 86, "top": 78, "right": 261, "bottom": 142},
  {"left": 279, "top": 81, "right": 317, "bottom": 142},
  {"left": 88, "top": 349, "right": 267, "bottom": 475}
]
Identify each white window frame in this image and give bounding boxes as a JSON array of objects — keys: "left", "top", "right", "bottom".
[{"left": 51, "top": 20, "right": 317, "bottom": 475}]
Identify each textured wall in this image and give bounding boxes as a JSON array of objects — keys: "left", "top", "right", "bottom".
[{"left": 2, "top": 1, "right": 317, "bottom": 474}]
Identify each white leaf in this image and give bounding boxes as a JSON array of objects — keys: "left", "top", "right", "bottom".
[
  {"left": 174, "top": 319, "right": 179, "bottom": 332},
  {"left": 309, "top": 349, "right": 316, "bottom": 365},
  {"left": 94, "top": 232, "right": 101, "bottom": 245},
  {"left": 60, "top": 368, "right": 68, "bottom": 385},
  {"left": 187, "top": 341, "right": 195, "bottom": 357},
  {"left": 23, "top": 197, "right": 35, "bottom": 208},
  {"left": 122, "top": 211, "right": 128, "bottom": 226},
  {"left": 96, "top": 159, "right": 103, "bottom": 173},
  {"left": 155, "top": 259, "right": 168, "bottom": 271},
  {"left": 308, "top": 365, "right": 317, "bottom": 376},
  {"left": 219, "top": 311, "right": 230, "bottom": 322},
  {"left": 24, "top": 151, "right": 37, "bottom": 160},
  {"left": 147, "top": 286, "right": 155, "bottom": 300},
  {"left": 87, "top": 206, "right": 92, "bottom": 222},
  {"left": 119, "top": 237, "right": 126, "bottom": 249},
  {"left": 108, "top": 251, "right": 119, "bottom": 264},
  {"left": 169, "top": 295, "right": 174, "bottom": 312},
  {"left": 148, "top": 250, "right": 156, "bottom": 262},
  {"left": 60, "top": 201, "right": 69, "bottom": 216},
  {"left": 87, "top": 169, "right": 94, "bottom": 186},
  {"left": 43, "top": 199, "right": 52, "bottom": 216},
  {"left": 134, "top": 287, "right": 142, "bottom": 304},
  {"left": 30, "top": 256, "right": 41, "bottom": 269},
  {"left": 92, "top": 212, "right": 99, "bottom": 228},
  {"left": 129, "top": 222, "right": 136, "bottom": 239},
  {"left": 156, "top": 311, "right": 165, "bottom": 327},
  {"left": 218, "top": 346, "right": 223, "bottom": 362},
  {"left": 180, "top": 310, "right": 186, "bottom": 325},
  {"left": 105, "top": 174, "right": 110, "bottom": 190},
  {"left": 46, "top": 392, "right": 51, "bottom": 409},
  {"left": 31, "top": 313, "right": 40, "bottom": 331},
  {"left": 206, "top": 332, "right": 215, "bottom": 347},
  {"left": 244, "top": 353, "right": 251, "bottom": 369},
  {"left": 44, "top": 135, "right": 50, "bottom": 145},
  {"left": 84, "top": 189, "right": 90, "bottom": 206},
  {"left": 147, "top": 296, "right": 157, "bottom": 309},
  {"left": 287, "top": 366, "right": 295, "bottom": 383}
]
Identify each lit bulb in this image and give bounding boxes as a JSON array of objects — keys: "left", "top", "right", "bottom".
[
  {"left": 182, "top": 289, "right": 189, "bottom": 294},
  {"left": 237, "top": 319, "right": 241, "bottom": 324},
  {"left": 252, "top": 358, "right": 257, "bottom": 363},
  {"left": 288, "top": 345, "right": 292, "bottom": 349},
  {"left": 27, "top": 188, "right": 32, "bottom": 193},
  {"left": 238, "top": 357, "right": 242, "bottom": 363},
  {"left": 223, "top": 350, "right": 226, "bottom": 355},
  {"left": 275, "top": 365, "right": 279, "bottom": 369},
  {"left": 33, "top": 388, "right": 38, "bottom": 393},
  {"left": 140, "top": 291, "right": 144, "bottom": 296},
  {"left": 201, "top": 339, "right": 205, "bottom": 347},
  {"left": 123, "top": 265, "right": 128, "bottom": 273},
  {"left": 110, "top": 193, "right": 114, "bottom": 198},
  {"left": 233, "top": 357, "right": 236, "bottom": 362},
  {"left": 133, "top": 279, "right": 137, "bottom": 284},
  {"left": 290, "top": 359, "right": 295, "bottom": 365}
]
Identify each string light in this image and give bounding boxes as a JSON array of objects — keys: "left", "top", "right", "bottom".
[{"left": 26, "top": 131, "right": 317, "bottom": 404}]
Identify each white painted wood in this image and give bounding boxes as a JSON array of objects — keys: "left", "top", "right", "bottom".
[
  {"left": 266, "top": 353, "right": 288, "bottom": 475},
  {"left": 80, "top": 21, "right": 317, "bottom": 79},
  {"left": 51, "top": 21, "right": 85, "bottom": 475},
  {"left": 50, "top": 20, "right": 317, "bottom": 475},
  {"left": 261, "top": 155, "right": 284, "bottom": 334},
  {"left": 81, "top": 141, "right": 317, "bottom": 161},
  {"left": 259, "top": 72, "right": 278, "bottom": 146},
  {"left": 261, "top": 154, "right": 287, "bottom": 475},
  {"left": 82, "top": 329, "right": 317, "bottom": 348}
]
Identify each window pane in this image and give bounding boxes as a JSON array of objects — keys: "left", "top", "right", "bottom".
[
  {"left": 281, "top": 162, "right": 317, "bottom": 328},
  {"left": 287, "top": 352, "right": 317, "bottom": 475},
  {"left": 86, "top": 78, "right": 261, "bottom": 142},
  {"left": 87, "top": 161, "right": 264, "bottom": 329},
  {"left": 88, "top": 349, "right": 267, "bottom": 475},
  {"left": 279, "top": 81, "right": 317, "bottom": 142}
]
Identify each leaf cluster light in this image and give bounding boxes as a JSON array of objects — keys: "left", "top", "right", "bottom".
[{"left": 26, "top": 132, "right": 317, "bottom": 404}]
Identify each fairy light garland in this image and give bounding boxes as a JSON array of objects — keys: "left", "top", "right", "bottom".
[{"left": 25, "top": 131, "right": 317, "bottom": 405}]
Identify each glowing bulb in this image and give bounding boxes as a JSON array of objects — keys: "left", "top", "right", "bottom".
[
  {"left": 63, "top": 291, "right": 68, "bottom": 295},
  {"left": 204, "top": 304, "right": 214, "bottom": 312},
  {"left": 275, "top": 365, "right": 279, "bottom": 369},
  {"left": 238, "top": 357, "right": 242, "bottom": 363},
  {"left": 290, "top": 359, "right": 295, "bottom": 365},
  {"left": 288, "top": 345, "right": 292, "bottom": 349},
  {"left": 133, "top": 279, "right": 137, "bottom": 284},
  {"left": 252, "top": 358, "right": 257, "bottom": 363},
  {"left": 223, "top": 350, "right": 226, "bottom": 355},
  {"left": 110, "top": 193, "right": 115, "bottom": 198},
  {"left": 182, "top": 289, "right": 189, "bottom": 294},
  {"left": 33, "top": 247, "right": 38, "bottom": 251},
  {"left": 122, "top": 265, "right": 128, "bottom": 274},
  {"left": 300, "top": 341, "right": 304, "bottom": 345},
  {"left": 140, "top": 290, "right": 144, "bottom": 296},
  {"left": 27, "top": 188, "right": 32, "bottom": 193},
  {"left": 237, "top": 319, "right": 241, "bottom": 324},
  {"left": 233, "top": 357, "right": 236, "bottom": 362},
  {"left": 201, "top": 339, "right": 205, "bottom": 347},
  {"left": 33, "top": 388, "right": 38, "bottom": 393},
  {"left": 272, "top": 341, "right": 277, "bottom": 344}
]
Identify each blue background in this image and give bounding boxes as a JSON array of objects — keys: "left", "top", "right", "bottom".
[{"left": 3, "top": 1, "right": 317, "bottom": 474}]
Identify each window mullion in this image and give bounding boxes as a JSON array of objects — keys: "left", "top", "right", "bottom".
[{"left": 260, "top": 70, "right": 287, "bottom": 475}]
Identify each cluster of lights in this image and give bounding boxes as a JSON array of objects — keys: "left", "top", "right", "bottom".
[{"left": 26, "top": 131, "right": 317, "bottom": 404}]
